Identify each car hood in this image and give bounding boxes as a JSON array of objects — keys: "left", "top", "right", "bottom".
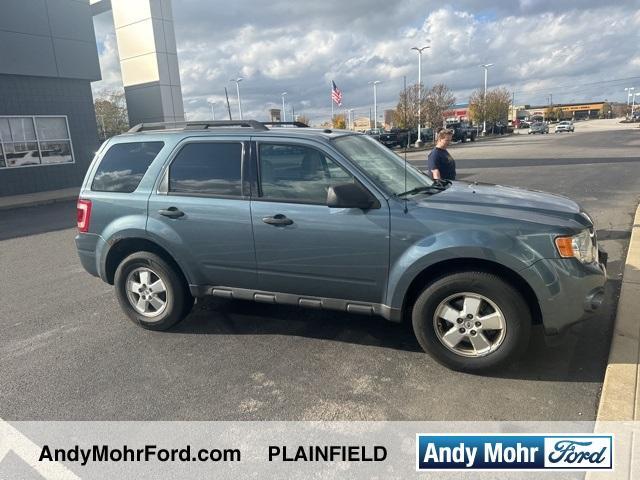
[{"left": 412, "top": 181, "right": 590, "bottom": 228}]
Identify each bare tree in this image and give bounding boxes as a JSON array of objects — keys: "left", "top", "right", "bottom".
[
  {"left": 393, "top": 83, "right": 425, "bottom": 130},
  {"left": 296, "top": 115, "right": 310, "bottom": 126},
  {"left": 94, "top": 90, "right": 129, "bottom": 141},
  {"left": 424, "top": 83, "right": 456, "bottom": 132},
  {"left": 393, "top": 82, "right": 455, "bottom": 135}
]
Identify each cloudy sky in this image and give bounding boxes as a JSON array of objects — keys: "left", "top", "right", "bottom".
[{"left": 92, "top": 0, "right": 640, "bottom": 124}]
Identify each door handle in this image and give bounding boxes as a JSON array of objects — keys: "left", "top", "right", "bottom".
[
  {"left": 158, "top": 207, "right": 185, "bottom": 219},
  {"left": 262, "top": 214, "right": 293, "bottom": 226}
]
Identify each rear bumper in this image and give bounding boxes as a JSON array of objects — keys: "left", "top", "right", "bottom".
[
  {"left": 74, "top": 233, "right": 104, "bottom": 278},
  {"left": 519, "top": 256, "right": 607, "bottom": 335}
]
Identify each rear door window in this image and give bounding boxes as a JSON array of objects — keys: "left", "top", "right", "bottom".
[
  {"left": 92, "top": 141, "right": 164, "bottom": 192},
  {"left": 169, "top": 142, "right": 243, "bottom": 197}
]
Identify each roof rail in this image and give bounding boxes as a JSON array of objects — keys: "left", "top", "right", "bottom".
[
  {"left": 261, "top": 121, "right": 309, "bottom": 128},
  {"left": 128, "top": 120, "right": 269, "bottom": 133}
]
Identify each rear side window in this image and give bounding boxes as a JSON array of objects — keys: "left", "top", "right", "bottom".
[
  {"left": 169, "top": 142, "right": 243, "bottom": 196},
  {"left": 92, "top": 141, "right": 164, "bottom": 193}
]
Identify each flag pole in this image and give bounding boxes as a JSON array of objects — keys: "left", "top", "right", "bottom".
[{"left": 331, "top": 82, "right": 334, "bottom": 127}]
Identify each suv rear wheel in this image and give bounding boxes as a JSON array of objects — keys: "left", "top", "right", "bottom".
[
  {"left": 114, "top": 251, "right": 193, "bottom": 331},
  {"left": 411, "top": 271, "right": 531, "bottom": 371}
]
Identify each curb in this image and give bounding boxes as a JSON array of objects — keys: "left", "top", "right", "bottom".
[
  {"left": 0, "top": 188, "right": 79, "bottom": 211},
  {"left": 596, "top": 202, "right": 640, "bottom": 422},
  {"left": 588, "top": 202, "right": 640, "bottom": 480}
]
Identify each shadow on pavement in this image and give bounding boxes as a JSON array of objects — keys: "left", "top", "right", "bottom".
[
  {"left": 174, "top": 287, "right": 615, "bottom": 383},
  {"left": 0, "top": 201, "right": 76, "bottom": 241}
]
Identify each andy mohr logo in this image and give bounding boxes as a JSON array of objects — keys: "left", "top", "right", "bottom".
[{"left": 416, "top": 434, "right": 613, "bottom": 471}]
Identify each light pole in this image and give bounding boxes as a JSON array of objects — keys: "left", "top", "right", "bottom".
[
  {"left": 281, "top": 92, "right": 287, "bottom": 122},
  {"left": 632, "top": 92, "right": 639, "bottom": 117},
  {"left": 480, "top": 63, "right": 494, "bottom": 135},
  {"left": 230, "top": 77, "right": 243, "bottom": 120},
  {"left": 208, "top": 101, "right": 216, "bottom": 120},
  {"left": 347, "top": 109, "right": 353, "bottom": 130},
  {"left": 625, "top": 87, "right": 634, "bottom": 105},
  {"left": 411, "top": 45, "right": 430, "bottom": 146},
  {"left": 368, "top": 80, "right": 381, "bottom": 131}
]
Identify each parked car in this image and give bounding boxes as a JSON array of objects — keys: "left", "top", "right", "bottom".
[
  {"left": 364, "top": 128, "right": 383, "bottom": 141},
  {"left": 528, "top": 122, "right": 549, "bottom": 134},
  {"left": 555, "top": 121, "right": 575, "bottom": 133},
  {"left": 379, "top": 128, "right": 433, "bottom": 148},
  {"left": 76, "top": 120, "right": 607, "bottom": 372},
  {"left": 446, "top": 121, "right": 477, "bottom": 142}
]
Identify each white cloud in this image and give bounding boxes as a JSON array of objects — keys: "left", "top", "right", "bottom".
[{"left": 90, "top": 1, "right": 640, "bottom": 124}]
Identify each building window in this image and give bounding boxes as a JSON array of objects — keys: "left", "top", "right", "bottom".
[{"left": 0, "top": 116, "right": 74, "bottom": 168}]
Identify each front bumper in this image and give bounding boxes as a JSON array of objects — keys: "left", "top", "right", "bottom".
[{"left": 519, "top": 254, "right": 607, "bottom": 335}]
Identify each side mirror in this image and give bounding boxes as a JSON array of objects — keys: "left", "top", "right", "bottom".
[{"left": 327, "top": 182, "right": 379, "bottom": 210}]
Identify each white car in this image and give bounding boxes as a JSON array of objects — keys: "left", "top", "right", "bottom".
[{"left": 555, "top": 121, "right": 574, "bottom": 133}]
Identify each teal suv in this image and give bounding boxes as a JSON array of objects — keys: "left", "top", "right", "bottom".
[{"left": 75, "top": 121, "right": 607, "bottom": 371}]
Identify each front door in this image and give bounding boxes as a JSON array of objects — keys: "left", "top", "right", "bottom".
[
  {"left": 250, "top": 140, "right": 389, "bottom": 303},
  {"left": 147, "top": 138, "right": 256, "bottom": 288}
]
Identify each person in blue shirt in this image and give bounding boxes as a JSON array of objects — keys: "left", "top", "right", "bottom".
[{"left": 427, "top": 128, "right": 456, "bottom": 180}]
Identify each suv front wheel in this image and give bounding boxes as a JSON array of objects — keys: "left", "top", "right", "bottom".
[
  {"left": 114, "top": 251, "right": 193, "bottom": 331},
  {"left": 411, "top": 271, "right": 531, "bottom": 371}
]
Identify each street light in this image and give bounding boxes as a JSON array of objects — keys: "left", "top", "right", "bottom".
[
  {"left": 281, "top": 92, "right": 287, "bottom": 123},
  {"left": 230, "top": 77, "right": 243, "bottom": 120},
  {"left": 368, "top": 80, "right": 381, "bottom": 130},
  {"left": 632, "top": 92, "right": 640, "bottom": 117},
  {"left": 346, "top": 108, "right": 354, "bottom": 130},
  {"left": 208, "top": 101, "right": 216, "bottom": 120},
  {"left": 624, "top": 87, "right": 635, "bottom": 105},
  {"left": 411, "top": 45, "right": 430, "bottom": 146},
  {"left": 480, "top": 63, "right": 494, "bottom": 135}
]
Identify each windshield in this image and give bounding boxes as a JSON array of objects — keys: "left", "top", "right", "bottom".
[{"left": 332, "top": 134, "right": 433, "bottom": 196}]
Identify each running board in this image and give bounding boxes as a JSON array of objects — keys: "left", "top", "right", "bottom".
[{"left": 190, "top": 285, "right": 402, "bottom": 322}]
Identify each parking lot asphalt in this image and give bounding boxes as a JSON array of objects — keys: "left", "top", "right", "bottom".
[{"left": 1, "top": 120, "right": 639, "bottom": 421}]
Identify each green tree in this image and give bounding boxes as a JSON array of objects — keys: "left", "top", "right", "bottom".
[
  {"left": 469, "top": 87, "right": 511, "bottom": 127},
  {"left": 332, "top": 114, "right": 346, "bottom": 129},
  {"left": 468, "top": 89, "right": 485, "bottom": 125},
  {"left": 485, "top": 87, "right": 511, "bottom": 125},
  {"left": 94, "top": 91, "right": 129, "bottom": 141}
]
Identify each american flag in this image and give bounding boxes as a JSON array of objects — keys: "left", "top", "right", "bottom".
[{"left": 331, "top": 81, "right": 343, "bottom": 106}]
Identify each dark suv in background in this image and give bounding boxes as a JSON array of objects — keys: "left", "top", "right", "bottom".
[{"left": 76, "top": 120, "right": 607, "bottom": 371}]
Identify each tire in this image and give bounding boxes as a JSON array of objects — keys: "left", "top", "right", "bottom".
[
  {"left": 461, "top": 134, "right": 467, "bottom": 143},
  {"left": 470, "top": 133, "right": 476, "bottom": 142},
  {"left": 411, "top": 271, "right": 531, "bottom": 372},
  {"left": 114, "top": 251, "right": 193, "bottom": 331}
]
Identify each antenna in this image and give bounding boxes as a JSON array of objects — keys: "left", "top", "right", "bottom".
[{"left": 403, "top": 75, "right": 408, "bottom": 214}]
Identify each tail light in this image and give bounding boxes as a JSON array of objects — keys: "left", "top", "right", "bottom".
[{"left": 77, "top": 199, "right": 92, "bottom": 233}]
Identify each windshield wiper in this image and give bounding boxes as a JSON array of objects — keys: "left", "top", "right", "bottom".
[{"left": 395, "top": 179, "right": 451, "bottom": 198}]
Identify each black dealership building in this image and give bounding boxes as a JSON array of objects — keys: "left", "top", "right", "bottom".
[{"left": 0, "top": 0, "right": 101, "bottom": 197}]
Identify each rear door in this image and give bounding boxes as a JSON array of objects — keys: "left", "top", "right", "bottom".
[
  {"left": 147, "top": 137, "right": 256, "bottom": 288},
  {"left": 249, "top": 139, "right": 389, "bottom": 303}
]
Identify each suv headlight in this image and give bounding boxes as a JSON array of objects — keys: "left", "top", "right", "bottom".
[{"left": 555, "top": 230, "right": 597, "bottom": 264}]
